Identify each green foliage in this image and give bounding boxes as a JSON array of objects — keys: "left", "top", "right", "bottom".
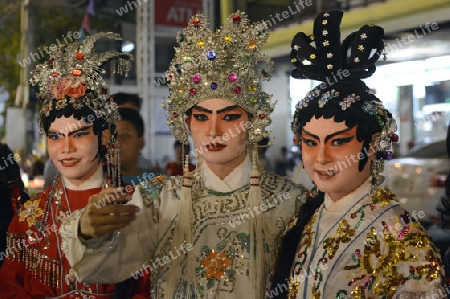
[
  {"left": 0, "top": 1, "right": 21, "bottom": 106},
  {"left": 0, "top": 1, "right": 121, "bottom": 109}
]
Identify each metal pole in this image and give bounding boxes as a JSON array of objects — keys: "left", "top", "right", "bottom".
[
  {"left": 148, "top": 0, "right": 156, "bottom": 166},
  {"left": 18, "top": 0, "right": 29, "bottom": 108}
]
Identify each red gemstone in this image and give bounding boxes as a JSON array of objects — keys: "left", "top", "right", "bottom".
[
  {"left": 72, "top": 69, "right": 82, "bottom": 76},
  {"left": 351, "top": 213, "right": 356, "bottom": 218},
  {"left": 172, "top": 113, "right": 178, "bottom": 118},
  {"left": 297, "top": 252, "right": 302, "bottom": 258},
  {"left": 234, "top": 86, "right": 241, "bottom": 94},
  {"left": 74, "top": 52, "right": 84, "bottom": 60},
  {"left": 233, "top": 15, "right": 241, "bottom": 24},
  {"left": 101, "top": 88, "right": 108, "bottom": 94},
  {"left": 370, "top": 204, "right": 376, "bottom": 210},
  {"left": 322, "top": 258, "right": 327, "bottom": 263},
  {"left": 295, "top": 269, "right": 300, "bottom": 275},
  {"left": 189, "top": 88, "right": 197, "bottom": 95},
  {"left": 259, "top": 113, "right": 265, "bottom": 119},
  {"left": 192, "top": 19, "right": 201, "bottom": 26},
  {"left": 391, "top": 133, "right": 399, "bottom": 142}
]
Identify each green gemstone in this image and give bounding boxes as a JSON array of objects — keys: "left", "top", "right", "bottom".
[{"left": 242, "top": 53, "right": 252, "bottom": 61}]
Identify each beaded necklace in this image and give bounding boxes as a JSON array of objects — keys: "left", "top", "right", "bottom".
[{"left": 42, "top": 173, "right": 105, "bottom": 296}]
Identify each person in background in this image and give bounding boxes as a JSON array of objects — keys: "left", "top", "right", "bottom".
[
  {"left": 112, "top": 92, "right": 155, "bottom": 171},
  {"left": 112, "top": 92, "right": 142, "bottom": 110},
  {"left": 270, "top": 11, "right": 445, "bottom": 298},
  {"left": 0, "top": 143, "right": 29, "bottom": 268},
  {"left": 0, "top": 32, "right": 149, "bottom": 298},
  {"left": 164, "top": 140, "right": 195, "bottom": 176},
  {"left": 118, "top": 107, "right": 159, "bottom": 185},
  {"left": 60, "top": 12, "right": 308, "bottom": 298}
]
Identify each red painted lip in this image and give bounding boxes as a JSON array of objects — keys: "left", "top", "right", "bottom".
[
  {"left": 60, "top": 158, "right": 81, "bottom": 167},
  {"left": 315, "top": 169, "right": 338, "bottom": 180},
  {"left": 205, "top": 143, "right": 226, "bottom": 151}
]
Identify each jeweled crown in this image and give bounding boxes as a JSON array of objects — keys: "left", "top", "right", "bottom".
[
  {"left": 162, "top": 11, "right": 275, "bottom": 145},
  {"left": 28, "top": 32, "right": 133, "bottom": 133}
]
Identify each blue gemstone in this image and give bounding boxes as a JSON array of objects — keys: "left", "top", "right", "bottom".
[
  {"left": 259, "top": 97, "right": 266, "bottom": 104},
  {"left": 211, "top": 82, "right": 218, "bottom": 90},
  {"left": 207, "top": 51, "right": 216, "bottom": 60},
  {"left": 179, "top": 34, "right": 184, "bottom": 42}
]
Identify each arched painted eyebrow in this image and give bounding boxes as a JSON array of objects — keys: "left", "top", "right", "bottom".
[
  {"left": 192, "top": 104, "right": 240, "bottom": 114},
  {"left": 48, "top": 125, "right": 93, "bottom": 137},
  {"left": 302, "top": 127, "right": 353, "bottom": 143}
]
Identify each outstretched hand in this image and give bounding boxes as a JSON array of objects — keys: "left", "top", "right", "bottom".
[{"left": 80, "top": 187, "right": 140, "bottom": 238}]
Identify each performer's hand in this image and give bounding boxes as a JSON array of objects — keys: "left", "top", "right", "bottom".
[{"left": 79, "top": 187, "right": 140, "bottom": 238}]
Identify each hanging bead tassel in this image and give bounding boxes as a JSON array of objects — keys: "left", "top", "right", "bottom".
[
  {"left": 106, "top": 136, "right": 121, "bottom": 187},
  {"left": 166, "top": 156, "right": 198, "bottom": 298},
  {"left": 248, "top": 146, "right": 265, "bottom": 299}
]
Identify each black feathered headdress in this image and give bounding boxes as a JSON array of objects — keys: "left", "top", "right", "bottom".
[
  {"left": 290, "top": 11, "right": 397, "bottom": 163},
  {"left": 290, "top": 10, "right": 385, "bottom": 81}
]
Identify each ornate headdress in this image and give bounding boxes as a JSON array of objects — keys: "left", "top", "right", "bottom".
[
  {"left": 29, "top": 32, "right": 132, "bottom": 133},
  {"left": 162, "top": 11, "right": 275, "bottom": 299},
  {"left": 29, "top": 32, "right": 133, "bottom": 187},
  {"left": 290, "top": 11, "right": 398, "bottom": 185},
  {"left": 162, "top": 11, "right": 275, "bottom": 145}
]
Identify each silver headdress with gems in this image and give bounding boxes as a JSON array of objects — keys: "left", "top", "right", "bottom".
[
  {"left": 28, "top": 32, "right": 133, "bottom": 133},
  {"left": 29, "top": 32, "right": 132, "bottom": 188},
  {"left": 162, "top": 11, "right": 275, "bottom": 145}
]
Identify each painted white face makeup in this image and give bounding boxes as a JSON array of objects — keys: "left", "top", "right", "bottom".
[
  {"left": 188, "top": 98, "right": 250, "bottom": 178},
  {"left": 301, "top": 116, "right": 374, "bottom": 201},
  {"left": 47, "top": 116, "right": 101, "bottom": 186},
  {"left": 117, "top": 119, "right": 144, "bottom": 174}
]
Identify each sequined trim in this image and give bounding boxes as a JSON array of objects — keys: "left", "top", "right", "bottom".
[
  {"left": 288, "top": 187, "right": 444, "bottom": 299},
  {"left": 7, "top": 233, "right": 61, "bottom": 287}
]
